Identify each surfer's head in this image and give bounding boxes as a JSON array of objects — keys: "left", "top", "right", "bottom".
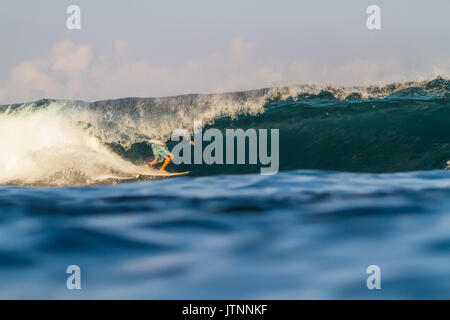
[{"left": 149, "top": 139, "right": 164, "bottom": 146}]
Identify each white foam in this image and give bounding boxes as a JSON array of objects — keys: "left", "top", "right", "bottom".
[{"left": 0, "top": 102, "right": 142, "bottom": 186}]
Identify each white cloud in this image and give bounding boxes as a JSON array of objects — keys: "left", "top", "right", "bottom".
[
  {"left": 230, "top": 37, "right": 253, "bottom": 61},
  {"left": 5, "top": 61, "right": 63, "bottom": 100},
  {"left": 50, "top": 41, "right": 93, "bottom": 73},
  {"left": 0, "top": 38, "right": 448, "bottom": 104}
]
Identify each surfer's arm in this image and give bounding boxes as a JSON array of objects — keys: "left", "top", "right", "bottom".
[{"left": 177, "top": 136, "right": 195, "bottom": 145}]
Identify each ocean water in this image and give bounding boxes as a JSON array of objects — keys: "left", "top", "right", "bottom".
[{"left": 0, "top": 78, "right": 450, "bottom": 299}]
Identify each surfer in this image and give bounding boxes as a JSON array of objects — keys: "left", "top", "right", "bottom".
[
  {"left": 143, "top": 140, "right": 173, "bottom": 173},
  {"left": 143, "top": 138, "right": 194, "bottom": 173}
]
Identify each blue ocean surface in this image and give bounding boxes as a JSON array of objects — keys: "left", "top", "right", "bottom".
[
  {"left": 1, "top": 78, "right": 450, "bottom": 299},
  {"left": 1, "top": 170, "right": 450, "bottom": 299}
]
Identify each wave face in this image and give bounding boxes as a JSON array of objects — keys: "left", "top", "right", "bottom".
[{"left": 0, "top": 77, "right": 449, "bottom": 186}]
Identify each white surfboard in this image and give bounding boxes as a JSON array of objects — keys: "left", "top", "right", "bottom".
[{"left": 135, "top": 171, "right": 190, "bottom": 178}]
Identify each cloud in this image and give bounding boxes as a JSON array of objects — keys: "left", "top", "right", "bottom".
[
  {"left": 0, "top": 38, "right": 448, "bottom": 104},
  {"left": 230, "top": 37, "right": 253, "bottom": 61},
  {"left": 50, "top": 41, "right": 93, "bottom": 73},
  {"left": 5, "top": 61, "right": 63, "bottom": 100},
  {"left": 0, "top": 38, "right": 279, "bottom": 103}
]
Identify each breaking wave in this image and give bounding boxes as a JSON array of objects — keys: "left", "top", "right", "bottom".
[{"left": 0, "top": 77, "right": 449, "bottom": 186}]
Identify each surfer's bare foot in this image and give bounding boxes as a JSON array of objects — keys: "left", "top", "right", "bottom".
[
  {"left": 159, "top": 169, "right": 167, "bottom": 173},
  {"left": 143, "top": 164, "right": 149, "bottom": 168}
]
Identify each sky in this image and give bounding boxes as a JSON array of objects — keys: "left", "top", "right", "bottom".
[{"left": 0, "top": 0, "right": 449, "bottom": 104}]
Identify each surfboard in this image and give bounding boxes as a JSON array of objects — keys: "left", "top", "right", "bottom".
[
  {"left": 110, "top": 170, "right": 190, "bottom": 183},
  {"left": 135, "top": 171, "right": 190, "bottom": 178}
]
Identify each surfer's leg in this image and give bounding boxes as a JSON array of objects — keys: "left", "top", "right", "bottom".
[
  {"left": 143, "top": 156, "right": 163, "bottom": 168},
  {"left": 160, "top": 154, "right": 173, "bottom": 172},
  {"left": 143, "top": 160, "right": 157, "bottom": 168}
]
